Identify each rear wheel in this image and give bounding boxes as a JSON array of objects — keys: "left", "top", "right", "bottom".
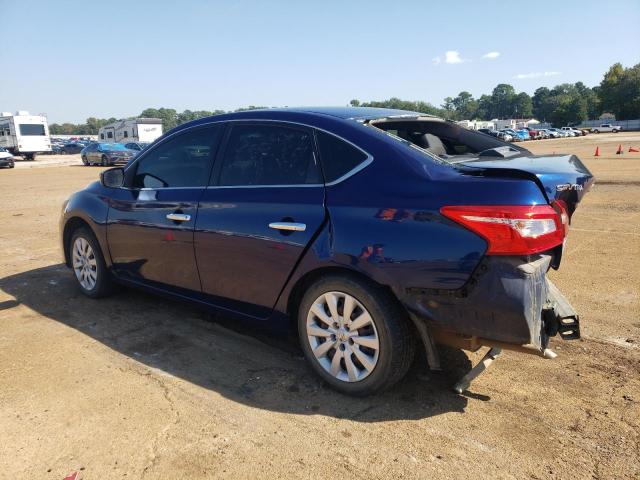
[
  {"left": 101, "top": 155, "right": 109, "bottom": 166},
  {"left": 69, "top": 227, "right": 113, "bottom": 298},
  {"left": 298, "top": 274, "right": 414, "bottom": 396},
  {"left": 81, "top": 155, "right": 88, "bottom": 165}
]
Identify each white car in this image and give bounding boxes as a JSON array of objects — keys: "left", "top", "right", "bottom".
[
  {"left": 0, "top": 146, "right": 15, "bottom": 168},
  {"left": 591, "top": 124, "right": 622, "bottom": 133},
  {"left": 561, "top": 127, "right": 583, "bottom": 137}
]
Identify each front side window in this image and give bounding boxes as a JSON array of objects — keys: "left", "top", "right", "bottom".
[
  {"left": 315, "top": 131, "right": 368, "bottom": 183},
  {"left": 217, "top": 124, "right": 320, "bottom": 186},
  {"left": 19, "top": 124, "right": 46, "bottom": 136},
  {"left": 133, "top": 125, "right": 223, "bottom": 189}
]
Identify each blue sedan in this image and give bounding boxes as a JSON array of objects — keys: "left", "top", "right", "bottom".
[{"left": 60, "top": 107, "right": 594, "bottom": 395}]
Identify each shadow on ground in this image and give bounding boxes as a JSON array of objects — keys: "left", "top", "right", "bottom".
[{"left": 0, "top": 264, "right": 474, "bottom": 421}]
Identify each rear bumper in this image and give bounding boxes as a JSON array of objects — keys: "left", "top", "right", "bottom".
[
  {"left": 0, "top": 157, "right": 14, "bottom": 167},
  {"left": 404, "top": 254, "right": 579, "bottom": 350}
]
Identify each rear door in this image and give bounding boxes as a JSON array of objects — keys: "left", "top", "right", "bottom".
[
  {"left": 107, "top": 124, "right": 224, "bottom": 291},
  {"left": 195, "top": 122, "right": 326, "bottom": 318}
]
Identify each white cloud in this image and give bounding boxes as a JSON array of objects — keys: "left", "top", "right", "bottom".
[
  {"left": 432, "top": 56, "right": 441, "bottom": 66},
  {"left": 444, "top": 50, "right": 465, "bottom": 64},
  {"left": 514, "top": 71, "right": 561, "bottom": 79},
  {"left": 482, "top": 51, "right": 500, "bottom": 59}
]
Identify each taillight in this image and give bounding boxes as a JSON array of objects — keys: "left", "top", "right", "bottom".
[
  {"left": 440, "top": 205, "right": 564, "bottom": 255},
  {"left": 551, "top": 200, "right": 570, "bottom": 236}
]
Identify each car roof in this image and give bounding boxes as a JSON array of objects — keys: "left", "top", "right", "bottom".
[
  {"left": 263, "top": 106, "right": 430, "bottom": 120},
  {"left": 172, "top": 106, "right": 436, "bottom": 134}
]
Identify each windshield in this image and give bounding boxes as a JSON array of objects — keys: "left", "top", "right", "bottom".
[
  {"left": 0, "top": 147, "right": 6, "bottom": 152},
  {"left": 100, "top": 143, "right": 129, "bottom": 151}
]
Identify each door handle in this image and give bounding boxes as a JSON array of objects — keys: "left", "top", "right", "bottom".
[
  {"left": 166, "top": 213, "right": 191, "bottom": 222},
  {"left": 269, "top": 222, "right": 306, "bottom": 232}
]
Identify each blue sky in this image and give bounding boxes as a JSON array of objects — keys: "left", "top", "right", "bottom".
[{"left": 1, "top": 0, "right": 639, "bottom": 123}]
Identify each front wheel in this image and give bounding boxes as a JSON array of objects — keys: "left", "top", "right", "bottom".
[
  {"left": 70, "top": 227, "right": 113, "bottom": 298},
  {"left": 81, "top": 155, "right": 88, "bottom": 165},
  {"left": 298, "top": 275, "right": 414, "bottom": 396},
  {"left": 101, "top": 155, "right": 109, "bottom": 166}
]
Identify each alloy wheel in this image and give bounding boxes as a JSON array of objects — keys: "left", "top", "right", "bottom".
[
  {"left": 306, "top": 291, "right": 380, "bottom": 382},
  {"left": 72, "top": 237, "right": 98, "bottom": 291}
]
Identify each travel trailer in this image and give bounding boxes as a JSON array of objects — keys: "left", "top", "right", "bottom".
[
  {"left": 98, "top": 118, "right": 163, "bottom": 144},
  {"left": 0, "top": 111, "right": 52, "bottom": 160}
]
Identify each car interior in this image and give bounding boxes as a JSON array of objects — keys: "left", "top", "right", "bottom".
[{"left": 368, "top": 118, "right": 529, "bottom": 159}]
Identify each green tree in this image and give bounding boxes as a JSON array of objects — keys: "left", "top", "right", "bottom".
[
  {"left": 490, "top": 84, "right": 516, "bottom": 118},
  {"left": 513, "top": 92, "right": 533, "bottom": 118},
  {"left": 452, "top": 91, "right": 478, "bottom": 120}
]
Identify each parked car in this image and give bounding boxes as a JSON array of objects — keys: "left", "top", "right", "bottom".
[
  {"left": 501, "top": 128, "right": 527, "bottom": 141},
  {"left": 478, "top": 128, "right": 513, "bottom": 142},
  {"left": 80, "top": 142, "right": 136, "bottom": 166},
  {"left": 590, "top": 124, "right": 622, "bottom": 133},
  {"left": 548, "top": 128, "right": 569, "bottom": 138},
  {"left": 539, "top": 128, "right": 560, "bottom": 139},
  {"left": 561, "top": 127, "right": 584, "bottom": 137},
  {"left": 516, "top": 129, "right": 532, "bottom": 140},
  {"left": 0, "top": 146, "right": 15, "bottom": 168},
  {"left": 525, "top": 127, "right": 543, "bottom": 140},
  {"left": 61, "top": 142, "right": 86, "bottom": 154},
  {"left": 60, "top": 107, "right": 594, "bottom": 396},
  {"left": 124, "top": 142, "right": 150, "bottom": 152}
]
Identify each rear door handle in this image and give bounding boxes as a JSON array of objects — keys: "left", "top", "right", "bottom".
[
  {"left": 166, "top": 213, "right": 191, "bottom": 222},
  {"left": 269, "top": 222, "right": 306, "bottom": 232}
]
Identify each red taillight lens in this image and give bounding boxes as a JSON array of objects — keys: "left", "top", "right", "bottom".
[{"left": 440, "top": 205, "right": 564, "bottom": 255}]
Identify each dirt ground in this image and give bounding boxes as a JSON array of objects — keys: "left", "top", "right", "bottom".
[{"left": 0, "top": 132, "right": 638, "bottom": 479}]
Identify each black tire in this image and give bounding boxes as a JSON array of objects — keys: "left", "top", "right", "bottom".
[
  {"left": 101, "top": 155, "right": 109, "bottom": 166},
  {"left": 297, "top": 274, "right": 414, "bottom": 396},
  {"left": 593, "top": 130, "right": 599, "bottom": 134},
  {"left": 69, "top": 227, "right": 113, "bottom": 298},
  {"left": 81, "top": 155, "right": 88, "bottom": 165}
]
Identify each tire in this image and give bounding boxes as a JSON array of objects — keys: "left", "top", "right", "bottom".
[
  {"left": 69, "top": 227, "right": 113, "bottom": 298},
  {"left": 593, "top": 130, "right": 599, "bottom": 134},
  {"left": 297, "top": 274, "right": 414, "bottom": 396},
  {"left": 81, "top": 155, "right": 88, "bottom": 165},
  {"left": 101, "top": 155, "right": 109, "bottom": 166}
]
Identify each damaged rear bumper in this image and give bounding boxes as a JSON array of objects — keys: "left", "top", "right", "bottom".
[{"left": 404, "top": 254, "right": 580, "bottom": 352}]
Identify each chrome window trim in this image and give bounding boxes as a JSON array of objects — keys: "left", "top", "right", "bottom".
[{"left": 125, "top": 118, "right": 374, "bottom": 190}]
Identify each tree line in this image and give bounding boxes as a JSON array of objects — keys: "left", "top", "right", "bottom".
[{"left": 49, "top": 62, "right": 638, "bottom": 135}]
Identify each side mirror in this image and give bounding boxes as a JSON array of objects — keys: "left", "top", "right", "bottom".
[{"left": 100, "top": 167, "right": 125, "bottom": 188}]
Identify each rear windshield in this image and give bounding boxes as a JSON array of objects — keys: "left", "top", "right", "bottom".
[{"left": 19, "top": 124, "right": 46, "bottom": 136}]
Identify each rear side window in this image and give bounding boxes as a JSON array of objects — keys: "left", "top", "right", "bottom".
[
  {"left": 316, "top": 131, "right": 368, "bottom": 183},
  {"left": 133, "top": 125, "right": 223, "bottom": 188},
  {"left": 217, "top": 124, "right": 320, "bottom": 186}
]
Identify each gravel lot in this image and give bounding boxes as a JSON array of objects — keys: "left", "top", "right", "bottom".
[{"left": 0, "top": 132, "right": 638, "bottom": 479}]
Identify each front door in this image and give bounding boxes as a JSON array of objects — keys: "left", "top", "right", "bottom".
[
  {"left": 107, "top": 124, "right": 225, "bottom": 292},
  {"left": 195, "top": 122, "right": 326, "bottom": 318}
]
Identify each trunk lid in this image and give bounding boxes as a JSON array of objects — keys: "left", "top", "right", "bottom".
[{"left": 454, "top": 153, "right": 595, "bottom": 217}]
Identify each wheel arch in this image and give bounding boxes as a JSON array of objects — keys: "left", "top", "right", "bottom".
[
  {"left": 284, "top": 265, "right": 408, "bottom": 336},
  {"left": 62, "top": 217, "right": 95, "bottom": 267}
]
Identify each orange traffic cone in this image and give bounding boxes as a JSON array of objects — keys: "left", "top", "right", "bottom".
[
  {"left": 616, "top": 144, "right": 623, "bottom": 155},
  {"left": 629, "top": 146, "right": 639, "bottom": 153},
  {"left": 594, "top": 146, "right": 600, "bottom": 156}
]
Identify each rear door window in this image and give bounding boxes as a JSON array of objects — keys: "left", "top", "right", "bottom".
[
  {"left": 315, "top": 131, "right": 368, "bottom": 183},
  {"left": 133, "top": 125, "right": 223, "bottom": 189},
  {"left": 216, "top": 124, "right": 320, "bottom": 186}
]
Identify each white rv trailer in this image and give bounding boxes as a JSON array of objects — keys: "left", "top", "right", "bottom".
[
  {"left": 98, "top": 118, "right": 163, "bottom": 144},
  {"left": 0, "top": 111, "right": 52, "bottom": 160}
]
